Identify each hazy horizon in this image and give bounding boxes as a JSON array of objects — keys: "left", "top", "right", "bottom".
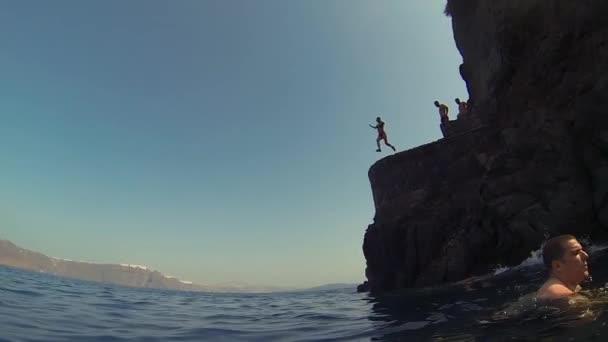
[
  {"left": 0, "top": 1, "right": 466, "bottom": 288},
  {"left": 1, "top": 238, "right": 361, "bottom": 291}
]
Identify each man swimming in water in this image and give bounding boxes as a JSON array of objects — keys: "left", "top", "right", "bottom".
[
  {"left": 369, "top": 116, "right": 396, "bottom": 153},
  {"left": 537, "top": 235, "right": 590, "bottom": 301}
]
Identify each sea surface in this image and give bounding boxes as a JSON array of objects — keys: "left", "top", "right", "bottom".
[{"left": 2, "top": 247, "right": 608, "bottom": 342}]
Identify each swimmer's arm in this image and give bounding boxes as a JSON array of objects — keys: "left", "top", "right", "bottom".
[{"left": 369, "top": 124, "right": 377, "bottom": 129}]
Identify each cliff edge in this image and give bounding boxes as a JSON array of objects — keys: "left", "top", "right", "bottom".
[{"left": 361, "top": 0, "right": 608, "bottom": 292}]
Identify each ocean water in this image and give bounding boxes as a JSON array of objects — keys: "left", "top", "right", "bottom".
[{"left": 2, "top": 248, "right": 608, "bottom": 342}]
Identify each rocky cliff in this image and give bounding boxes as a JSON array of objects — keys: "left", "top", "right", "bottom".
[{"left": 361, "top": 0, "right": 608, "bottom": 292}]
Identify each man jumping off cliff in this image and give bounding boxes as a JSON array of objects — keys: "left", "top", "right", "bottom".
[
  {"left": 369, "top": 116, "right": 396, "bottom": 153},
  {"left": 434, "top": 101, "right": 449, "bottom": 123}
]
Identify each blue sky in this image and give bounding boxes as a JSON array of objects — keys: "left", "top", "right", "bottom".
[{"left": 0, "top": 1, "right": 466, "bottom": 288}]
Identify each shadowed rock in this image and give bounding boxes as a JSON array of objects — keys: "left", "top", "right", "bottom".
[{"left": 361, "top": 0, "right": 608, "bottom": 292}]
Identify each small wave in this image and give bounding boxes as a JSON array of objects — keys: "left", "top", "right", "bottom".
[
  {"left": 589, "top": 244, "right": 608, "bottom": 253},
  {"left": 426, "top": 312, "right": 448, "bottom": 323},
  {"left": 493, "top": 266, "right": 511, "bottom": 275},
  {"left": 63, "top": 335, "right": 130, "bottom": 342},
  {"left": 293, "top": 313, "right": 346, "bottom": 321},
  {"left": 130, "top": 300, "right": 156, "bottom": 306},
  {"left": 394, "top": 321, "right": 431, "bottom": 331},
  {"left": 91, "top": 302, "right": 134, "bottom": 311},
  {"left": 201, "top": 313, "right": 255, "bottom": 321},
  {"left": 0, "top": 286, "right": 44, "bottom": 297},
  {"left": 169, "top": 327, "right": 251, "bottom": 340},
  {"left": 492, "top": 243, "right": 608, "bottom": 276},
  {"left": 103, "top": 311, "right": 130, "bottom": 319},
  {"left": 491, "top": 249, "right": 543, "bottom": 276},
  {"left": 518, "top": 248, "right": 543, "bottom": 267},
  {"left": 3, "top": 264, "right": 608, "bottom": 342}
]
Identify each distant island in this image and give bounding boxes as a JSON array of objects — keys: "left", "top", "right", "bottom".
[{"left": 0, "top": 239, "right": 354, "bottom": 293}]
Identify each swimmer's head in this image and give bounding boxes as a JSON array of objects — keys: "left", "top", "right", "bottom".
[
  {"left": 543, "top": 235, "right": 589, "bottom": 284},
  {"left": 376, "top": 116, "right": 381, "bottom": 122},
  {"left": 455, "top": 98, "right": 461, "bottom": 104},
  {"left": 434, "top": 101, "right": 440, "bottom": 107}
]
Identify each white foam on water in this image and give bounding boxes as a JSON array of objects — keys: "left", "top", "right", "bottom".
[
  {"left": 493, "top": 266, "right": 510, "bottom": 275},
  {"left": 492, "top": 248, "right": 543, "bottom": 275},
  {"left": 590, "top": 244, "right": 608, "bottom": 253},
  {"left": 492, "top": 242, "right": 608, "bottom": 276},
  {"left": 518, "top": 248, "right": 543, "bottom": 267}
]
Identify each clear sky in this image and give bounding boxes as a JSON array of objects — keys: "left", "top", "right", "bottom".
[{"left": 0, "top": 1, "right": 466, "bottom": 288}]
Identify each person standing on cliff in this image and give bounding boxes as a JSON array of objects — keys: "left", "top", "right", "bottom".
[
  {"left": 369, "top": 116, "right": 396, "bottom": 153},
  {"left": 434, "top": 101, "right": 449, "bottom": 123},
  {"left": 455, "top": 98, "right": 468, "bottom": 118}
]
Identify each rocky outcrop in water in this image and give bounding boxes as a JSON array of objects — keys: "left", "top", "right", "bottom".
[{"left": 361, "top": 0, "right": 608, "bottom": 292}]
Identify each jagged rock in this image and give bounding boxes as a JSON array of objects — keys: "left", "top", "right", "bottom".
[
  {"left": 361, "top": 0, "right": 608, "bottom": 292},
  {"left": 356, "top": 281, "right": 370, "bottom": 293}
]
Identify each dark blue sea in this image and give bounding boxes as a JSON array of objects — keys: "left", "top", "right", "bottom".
[{"left": 2, "top": 247, "right": 608, "bottom": 342}]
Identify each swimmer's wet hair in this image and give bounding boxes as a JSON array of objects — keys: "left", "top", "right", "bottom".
[{"left": 542, "top": 234, "right": 577, "bottom": 269}]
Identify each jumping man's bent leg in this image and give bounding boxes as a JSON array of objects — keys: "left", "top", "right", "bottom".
[{"left": 384, "top": 138, "right": 396, "bottom": 152}]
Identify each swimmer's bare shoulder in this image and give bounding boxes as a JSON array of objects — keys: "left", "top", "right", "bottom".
[{"left": 537, "top": 279, "right": 577, "bottom": 301}]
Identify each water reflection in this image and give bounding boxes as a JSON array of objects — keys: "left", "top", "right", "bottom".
[{"left": 364, "top": 248, "right": 608, "bottom": 341}]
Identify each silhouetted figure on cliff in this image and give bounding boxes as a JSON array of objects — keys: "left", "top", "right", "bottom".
[
  {"left": 369, "top": 117, "right": 396, "bottom": 153},
  {"left": 455, "top": 98, "right": 468, "bottom": 118},
  {"left": 434, "top": 101, "right": 449, "bottom": 123}
]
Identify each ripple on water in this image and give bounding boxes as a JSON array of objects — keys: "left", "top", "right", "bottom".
[
  {"left": 0, "top": 286, "right": 44, "bottom": 297},
  {"left": 3, "top": 252, "right": 608, "bottom": 342}
]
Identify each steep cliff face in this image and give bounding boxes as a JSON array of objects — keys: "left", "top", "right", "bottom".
[{"left": 361, "top": 0, "right": 608, "bottom": 292}]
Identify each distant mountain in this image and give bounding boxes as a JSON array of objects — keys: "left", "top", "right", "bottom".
[
  {"left": 0, "top": 239, "right": 286, "bottom": 293},
  {"left": 0, "top": 239, "right": 360, "bottom": 294},
  {"left": 0, "top": 239, "right": 201, "bottom": 291}
]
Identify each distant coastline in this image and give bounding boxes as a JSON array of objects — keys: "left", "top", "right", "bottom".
[{"left": 0, "top": 239, "right": 354, "bottom": 293}]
